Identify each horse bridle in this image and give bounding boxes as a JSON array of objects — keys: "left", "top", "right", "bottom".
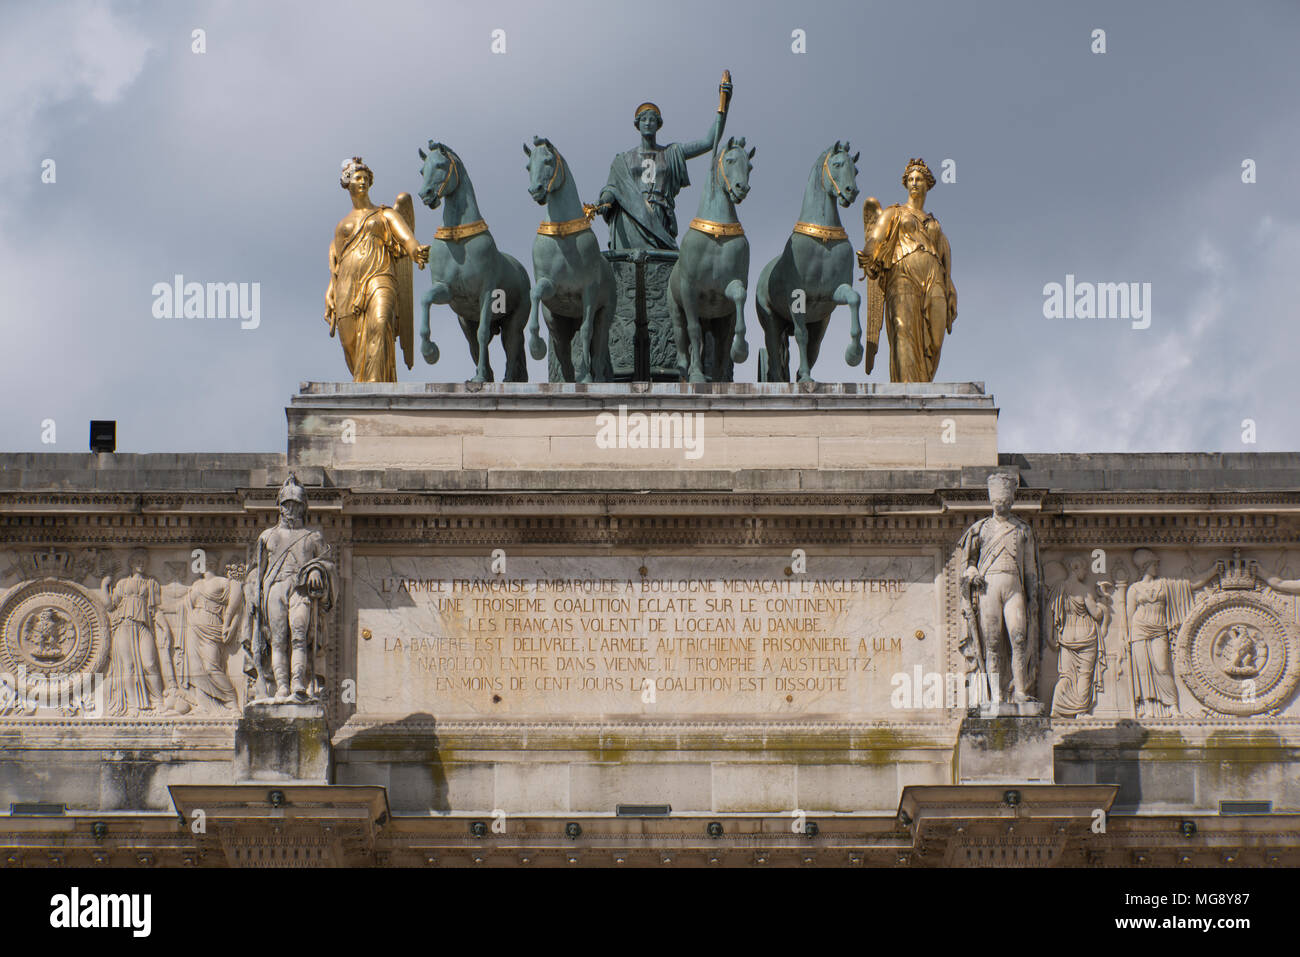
[
  {"left": 431, "top": 148, "right": 460, "bottom": 202},
  {"left": 717, "top": 146, "right": 742, "bottom": 199},
  {"left": 541, "top": 145, "right": 565, "bottom": 196},
  {"left": 822, "top": 150, "right": 851, "bottom": 204}
]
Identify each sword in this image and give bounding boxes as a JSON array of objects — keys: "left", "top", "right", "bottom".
[{"left": 962, "top": 574, "right": 991, "bottom": 707}]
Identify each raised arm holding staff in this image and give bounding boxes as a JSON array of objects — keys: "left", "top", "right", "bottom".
[{"left": 596, "top": 72, "right": 733, "bottom": 251}]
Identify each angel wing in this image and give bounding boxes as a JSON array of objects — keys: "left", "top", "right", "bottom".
[
  {"left": 861, "top": 197, "right": 885, "bottom": 362},
  {"left": 862, "top": 195, "right": 883, "bottom": 241},
  {"left": 394, "top": 193, "right": 416, "bottom": 371}
]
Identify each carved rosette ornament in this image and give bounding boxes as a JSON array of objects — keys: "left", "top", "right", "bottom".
[
  {"left": 1176, "top": 562, "right": 1300, "bottom": 716},
  {"left": 0, "top": 579, "right": 110, "bottom": 708}
]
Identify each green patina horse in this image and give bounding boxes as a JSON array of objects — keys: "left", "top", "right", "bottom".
[
  {"left": 417, "top": 142, "right": 530, "bottom": 382},
  {"left": 667, "top": 135, "right": 754, "bottom": 382},
  {"left": 523, "top": 137, "right": 615, "bottom": 383},
  {"left": 756, "top": 141, "right": 864, "bottom": 382}
]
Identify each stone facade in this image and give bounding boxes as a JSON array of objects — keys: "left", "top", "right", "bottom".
[{"left": 2, "top": 383, "right": 1298, "bottom": 867}]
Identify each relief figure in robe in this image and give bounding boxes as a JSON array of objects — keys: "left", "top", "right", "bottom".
[
  {"left": 1047, "top": 554, "right": 1111, "bottom": 717},
  {"left": 177, "top": 563, "right": 245, "bottom": 712},
  {"left": 98, "top": 550, "right": 185, "bottom": 716},
  {"left": 1123, "top": 548, "right": 1219, "bottom": 718}
]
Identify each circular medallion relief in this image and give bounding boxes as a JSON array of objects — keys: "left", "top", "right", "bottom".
[
  {"left": 0, "top": 579, "right": 109, "bottom": 698},
  {"left": 1176, "top": 591, "right": 1300, "bottom": 716}
]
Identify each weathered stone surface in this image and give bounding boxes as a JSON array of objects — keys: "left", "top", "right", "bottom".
[
  {"left": 234, "top": 703, "right": 331, "bottom": 783},
  {"left": 957, "top": 716, "right": 1055, "bottom": 785}
]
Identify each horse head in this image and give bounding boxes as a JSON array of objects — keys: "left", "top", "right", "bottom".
[
  {"left": 718, "top": 136, "right": 755, "bottom": 205},
  {"left": 523, "top": 136, "right": 564, "bottom": 206},
  {"left": 820, "top": 140, "right": 860, "bottom": 208},
  {"left": 417, "top": 141, "right": 460, "bottom": 209}
]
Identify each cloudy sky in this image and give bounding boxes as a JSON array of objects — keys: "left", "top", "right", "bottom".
[{"left": 2, "top": 0, "right": 1298, "bottom": 455}]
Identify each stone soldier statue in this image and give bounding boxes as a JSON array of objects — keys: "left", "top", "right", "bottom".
[
  {"left": 594, "top": 73, "right": 733, "bottom": 251},
  {"left": 957, "top": 473, "right": 1043, "bottom": 710},
  {"left": 244, "top": 474, "right": 336, "bottom": 704}
]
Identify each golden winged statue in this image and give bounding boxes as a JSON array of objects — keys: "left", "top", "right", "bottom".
[
  {"left": 325, "top": 157, "right": 428, "bottom": 382},
  {"left": 856, "top": 158, "right": 957, "bottom": 382}
]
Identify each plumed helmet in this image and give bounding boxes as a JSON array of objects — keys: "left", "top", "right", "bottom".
[{"left": 277, "top": 473, "right": 307, "bottom": 506}]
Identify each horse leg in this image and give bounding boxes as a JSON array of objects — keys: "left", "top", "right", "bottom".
[
  {"left": 792, "top": 309, "right": 813, "bottom": 383},
  {"left": 836, "top": 282, "right": 864, "bottom": 367},
  {"left": 502, "top": 296, "right": 530, "bottom": 382},
  {"left": 806, "top": 311, "right": 830, "bottom": 373},
  {"left": 457, "top": 311, "right": 479, "bottom": 367},
  {"left": 682, "top": 295, "right": 706, "bottom": 383},
  {"left": 590, "top": 292, "right": 613, "bottom": 383},
  {"left": 548, "top": 308, "right": 574, "bottom": 382},
  {"left": 472, "top": 293, "right": 494, "bottom": 383},
  {"left": 420, "top": 281, "right": 451, "bottom": 365},
  {"left": 726, "top": 278, "right": 748, "bottom": 366},
  {"left": 755, "top": 295, "right": 786, "bottom": 383},
  {"left": 528, "top": 276, "right": 554, "bottom": 361},
  {"left": 574, "top": 287, "right": 598, "bottom": 383},
  {"left": 668, "top": 278, "right": 689, "bottom": 380}
]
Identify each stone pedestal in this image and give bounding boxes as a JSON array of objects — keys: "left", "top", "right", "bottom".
[
  {"left": 234, "top": 703, "right": 332, "bottom": 784},
  {"left": 286, "top": 381, "right": 998, "bottom": 474},
  {"left": 956, "top": 715, "right": 1054, "bottom": 785},
  {"left": 978, "top": 700, "right": 1045, "bottom": 718}
]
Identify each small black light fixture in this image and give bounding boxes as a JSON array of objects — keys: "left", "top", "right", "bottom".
[
  {"left": 268, "top": 789, "right": 286, "bottom": 808},
  {"left": 375, "top": 811, "right": 389, "bottom": 827},
  {"left": 898, "top": 809, "right": 912, "bottom": 826},
  {"left": 1003, "top": 789, "right": 1022, "bottom": 807},
  {"left": 89, "top": 420, "right": 116, "bottom": 453},
  {"left": 469, "top": 820, "right": 488, "bottom": 838},
  {"left": 565, "top": 821, "right": 582, "bottom": 839},
  {"left": 804, "top": 820, "right": 820, "bottom": 838},
  {"left": 91, "top": 821, "right": 108, "bottom": 840},
  {"left": 1181, "top": 820, "right": 1198, "bottom": 838},
  {"left": 706, "top": 821, "right": 724, "bottom": 838}
]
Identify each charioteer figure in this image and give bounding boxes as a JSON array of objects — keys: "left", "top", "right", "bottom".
[{"left": 594, "top": 73, "right": 733, "bottom": 251}]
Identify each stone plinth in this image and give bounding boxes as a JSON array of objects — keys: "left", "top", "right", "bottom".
[
  {"left": 956, "top": 715, "right": 1055, "bottom": 785},
  {"left": 234, "top": 703, "right": 332, "bottom": 784},
  {"left": 287, "top": 382, "right": 998, "bottom": 475}
]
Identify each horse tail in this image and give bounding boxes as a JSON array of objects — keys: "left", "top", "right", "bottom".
[{"left": 757, "top": 347, "right": 769, "bottom": 383}]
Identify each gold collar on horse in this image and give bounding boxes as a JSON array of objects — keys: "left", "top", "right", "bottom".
[
  {"left": 793, "top": 221, "right": 848, "bottom": 242},
  {"left": 689, "top": 217, "right": 745, "bottom": 238},
  {"left": 434, "top": 219, "right": 490, "bottom": 242}
]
